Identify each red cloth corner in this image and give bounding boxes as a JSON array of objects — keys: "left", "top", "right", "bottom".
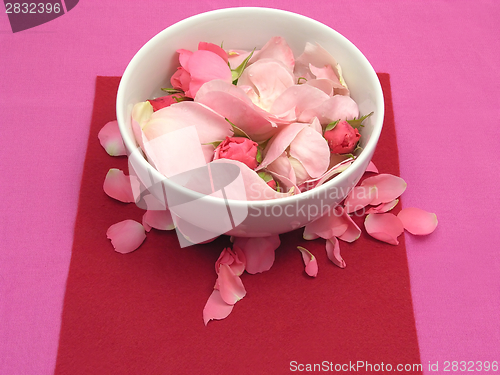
[{"left": 55, "top": 74, "right": 421, "bottom": 374}]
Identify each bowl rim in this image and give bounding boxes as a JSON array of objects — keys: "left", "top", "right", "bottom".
[{"left": 116, "top": 6, "right": 384, "bottom": 208}]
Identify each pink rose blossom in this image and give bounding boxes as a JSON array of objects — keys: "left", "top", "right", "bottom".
[
  {"left": 324, "top": 120, "right": 360, "bottom": 154},
  {"left": 214, "top": 137, "right": 259, "bottom": 170}
]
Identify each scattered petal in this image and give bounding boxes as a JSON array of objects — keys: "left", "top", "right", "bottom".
[
  {"left": 106, "top": 220, "right": 146, "bottom": 254},
  {"left": 297, "top": 246, "right": 318, "bottom": 277},
  {"left": 365, "top": 161, "right": 379, "bottom": 174},
  {"left": 397, "top": 207, "right": 438, "bottom": 235},
  {"left": 337, "top": 209, "right": 362, "bottom": 243},
  {"left": 142, "top": 209, "right": 175, "bottom": 231},
  {"left": 344, "top": 185, "right": 378, "bottom": 214},
  {"left": 103, "top": 168, "right": 135, "bottom": 203},
  {"left": 361, "top": 174, "right": 407, "bottom": 206},
  {"left": 217, "top": 264, "right": 246, "bottom": 305},
  {"left": 365, "top": 199, "right": 399, "bottom": 214},
  {"left": 364, "top": 213, "right": 404, "bottom": 245},
  {"left": 216, "top": 246, "right": 246, "bottom": 277},
  {"left": 233, "top": 235, "right": 280, "bottom": 274},
  {"left": 203, "top": 289, "right": 234, "bottom": 325},
  {"left": 303, "top": 206, "right": 348, "bottom": 240},
  {"left": 98, "top": 120, "right": 127, "bottom": 156},
  {"left": 325, "top": 237, "right": 346, "bottom": 268}
]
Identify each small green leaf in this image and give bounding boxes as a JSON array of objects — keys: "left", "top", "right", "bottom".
[
  {"left": 325, "top": 120, "right": 340, "bottom": 132},
  {"left": 226, "top": 118, "right": 251, "bottom": 139},
  {"left": 231, "top": 48, "right": 256, "bottom": 84},
  {"left": 256, "top": 148, "right": 263, "bottom": 164},
  {"left": 347, "top": 111, "right": 374, "bottom": 129},
  {"left": 161, "top": 88, "right": 183, "bottom": 94}
]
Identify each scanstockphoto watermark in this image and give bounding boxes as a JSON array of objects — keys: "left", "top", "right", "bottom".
[
  {"left": 290, "top": 361, "right": 423, "bottom": 372},
  {"left": 3, "top": 0, "right": 79, "bottom": 33}
]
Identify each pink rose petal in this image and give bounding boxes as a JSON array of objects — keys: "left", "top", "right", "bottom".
[
  {"left": 365, "top": 161, "right": 379, "bottom": 174},
  {"left": 297, "top": 247, "right": 318, "bottom": 277},
  {"left": 98, "top": 120, "right": 127, "bottom": 156},
  {"left": 106, "top": 220, "right": 146, "bottom": 254},
  {"left": 270, "top": 84, "right": 330, "bottom": 120},
  {"left": 289, "top": 126, "right": 330, "bottom": 178},
  {"left": 361, "top": 174, "right": 407, "bottom": 206},
  {"left": 233, "top": 235, "right": 280, "bottom": 274},
  {"left": 299, "top": 95, "right": 359, "bottom": 125},
  {"left": 217, "top": 264, "right": 246, "bottom": 305},
  {"left": 364, "top": 213, "right": 404, "bottom": 245},
  {"left": 303, "top": 206, "right": 348, "bottom": 240},
  {"left": 344, "top": 185, "right": 378, "bottom": 214},
  {"left": 397, "top": 207, "right": 438, "bottom": 235},
  {"left": 325, "top": 237, "right": 346, "bottom": 268},
  {"left": 203, "top": 289, "right": 234, "bottom": 325},
  {"left": 142, "top": 209, "right": 175, "bottom": 232},
  {"left": 249, "top": 36, "right": 295, "bottom": 71},
  {"left": 198, "top": 42, "right": 228, "bottom": 63},
  {"left": 103, "top": 168, "right": 135, "bottom": 203},
  {"left": 365, "top": 199, "right": 399, "bottom": 214},
  {"left": 337, "top": 209, "right": 362, "bottom": 243},
  {"left": 186, "top": 50, "right": 232, "bottom": 97},
  {"left": 216, "top": 246, "right": 246, "bottom": 277}
]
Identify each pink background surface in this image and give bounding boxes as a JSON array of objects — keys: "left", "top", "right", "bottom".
[{"left": 1, "top": 1, "right": 498, "bottom": 374}]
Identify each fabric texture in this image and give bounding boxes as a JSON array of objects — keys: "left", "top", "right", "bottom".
[{"left": 54, "top": 74, "right": 422, "bottom": 374}]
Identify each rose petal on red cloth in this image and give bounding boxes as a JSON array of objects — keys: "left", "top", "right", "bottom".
[
  {"left": 98, "top": 120, "right": 126, "bottom": 156},
  {"left": 215, "top": 246, "right": 246, "bottom": 277},
  {"left": 103, "top": 168, "right": 135, "bottom": 203},
  {"left": 297, "top": 246, "right": 318, "bottom": 277},
  {"left": 365, "top": 160, "right": 379, "bottom": 174},
  {"left": 106, "top": 220, "right": 146, "bottom": 254},
  {"left": 303, "top": 206, "right": 348, "bottom": 240},
  {"left": 337, "top": 209, "right": 362, "bottom": 243},
  {"left": 365, "top": 199, "right": 399, "bottom": 214},
  {"left": 233, "top": 235, "right": 280, "bottom": 274},
  {"left": 364, "top": 213, "right": 404, "bottom": 245},
  {"left": 344, "top": 185, "right": 378, "bottom": 214},
  {"left": 142, "top": 209, "right": 175, "bottom": 232},
  {"left": 397, "top": 207, "right": 438, "bottom": 235},
  {"left": 203, "top": 289, "right": 234, "bottom": 326},
  {"left": 217, "top": 264, "right": 246, "bottom": 305},
  {"left": 361, "top": 173, "right": 407, "bottom": 206},
  {"left": 325, "top": 237, "right": 346, "bottom": 269}
]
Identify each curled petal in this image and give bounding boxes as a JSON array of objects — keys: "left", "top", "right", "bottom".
[
  {"left": 103, "top": 168, "right": 135, "bottom": 203},
  {"left": 217, "top": 264, "right": 246, "bottom": 305},
  {"left": 203, "top": 289, "right": 234, "bottom": 325},
  {"left": 344, "top": 185, "right": 378, "bottom": 214},
  {"left": 303, "top": 206, "right": 348, "bottom": 240},
  {"left": 98, "top": 120, "right": 126, "bottom": 156},
  {"left": 361, "top": 174, "right": 407, "bottom": 205},
  {"left": 365, "top": 161, "right": 379, "bottom": 174},
  {"left": 215, "top": 246, "right": 246, "bottom": 277},
  {"left": 233, "top": 235, "right": 280, "bottom": 274},
  {"left": 198, "top": 42, "right": 228, "bottom": 63},
  {"left": 106, "top": 220, "right": 146, "bottom": 254},
  {"left": 297, "top": 247, "right": 318, "bottom": 277},
  {"left": 364, "top": 213, "right": 404, "bottom": 245},
  {"left": 337, "top": 209, "right": 362, "bottom": 243},
  {"left": 142, "top": 209, "right": 175, "bottom": 231},
  {"left": 397, "top": 207, "right": 438, "bottom": 235},
  {"left": 326, "top": 237, "right": 346, "bottom": 268},
  {"left": 365, "top": 199, "right": 399, "bottom": 214},
  {"left": 250, "top": 36, "right": 295, "bottom": 72},
  {"left": 289, "top": 126, "right": 330, "bottom": 178}
]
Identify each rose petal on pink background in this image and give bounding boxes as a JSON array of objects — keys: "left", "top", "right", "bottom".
[
  {"left": 361, "top": 174, "right": 407, "bottom": 205},
  {"left": 303, "top": 206, "right": 348, "bottom": 240},
  {"left": 297, "top": 247, "right": 318, "bottom": 277},
  {"left": 203, "top": 289, "right": 234, "bottom": 326},
  {"left": 289, "top": 126, "right": 330, "bottom": 178},
  {"left": 233, "top": 235, "right": 280, "bottom": 274},
  {"left": 365, "top": 199, "right": 399, "bottom": 214},
  {"left": 217, "top": 264, "right": 246, "bottom": 305},
  {"left": 103, "top": 168, "right": 135, "bottom": 203},
  {"left": 325, "top": 237, "right": 346, "bottom": 268},
  {"left": 142, "top": 209, "right": 175, "bottom": 231},
  {"left": 106, "top": 220, "right": 146, "bottom": 254},
  {"left": 98, "top": 120, "right": 126, "bottom": 156},
  {"left": 344, "top": 185, "right": 378, "bottom": 214},
  {"left": 398, "top": 207, "right": 438, "bottom": 235},
  {"left": 365, "top": 161, "right": 379, "bottom": 174},
  {"left": 364, "top": 213, "right": 404, "bottom": 245}
]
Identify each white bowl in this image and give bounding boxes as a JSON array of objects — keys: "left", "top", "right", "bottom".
[{"left": 116, "top": 7, "right": 384, "bottom": 240}]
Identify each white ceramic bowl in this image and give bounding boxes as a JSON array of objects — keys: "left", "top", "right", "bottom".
[{"left": 116, "top": 7, "right": 384, "bottom": 239}]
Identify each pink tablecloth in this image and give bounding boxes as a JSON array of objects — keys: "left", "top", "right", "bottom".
[{"left": 1, "top": 1, "right": 499, "bottom": 374}]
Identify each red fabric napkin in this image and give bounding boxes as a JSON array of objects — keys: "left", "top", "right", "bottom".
[{"left": 55, "top": 74, "right": 422, "bottom": 374}]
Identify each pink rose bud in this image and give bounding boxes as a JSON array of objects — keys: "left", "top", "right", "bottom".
[
  {"left": 324, "top": 120, "right": 361, "bottom": 154},
  {"left": 214, "top": 137, "right": 259, "bottom": 170}
]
